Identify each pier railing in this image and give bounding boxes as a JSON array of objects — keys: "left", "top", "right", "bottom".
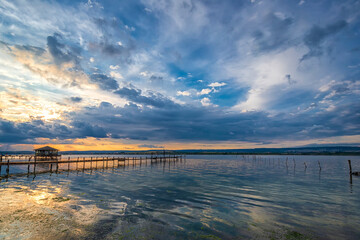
[{"left": 0, "top": 155, "right": 185, "bottom": 179}]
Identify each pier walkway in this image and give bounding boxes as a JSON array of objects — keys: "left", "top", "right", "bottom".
[{"left": 0, "top": 155, "right": 185, "bottom": 179}]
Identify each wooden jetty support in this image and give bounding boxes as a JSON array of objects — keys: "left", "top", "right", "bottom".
[
  {"left": 348, "top": 160, "right": 360, "bottom": 176},
  {"left": 0, "top": 154, "right": 184, "bottom": 179}
]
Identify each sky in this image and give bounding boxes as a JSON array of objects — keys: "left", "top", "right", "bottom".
[{"left": 0, "top": 0, "right": 360, "bottom": 151}]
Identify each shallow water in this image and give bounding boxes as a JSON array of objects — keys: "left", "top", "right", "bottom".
[{"left": 1, "top": 155, "right": 360, "bottom": 240}]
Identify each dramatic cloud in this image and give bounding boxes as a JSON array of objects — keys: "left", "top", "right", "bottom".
[
  {"left": 301, "top": 20, "right": 348, "bottom": 61},
  {"left": 252, "top": 13, "right": 294, "bottom": 53},
  {"left": 70, "top": 97, "right": 83, "bottom": 103},
  {"left": 90, "top": 73, "right": 119, "bottom": 90},
  {"left": 47, "top": 33, "right": 81, "bottom": 66},
  {"left": 0, "top": 0, "right": 359, "bottom": 149},
  {"left": 114, "top": 87, "right": 177, "bottom": 108}
]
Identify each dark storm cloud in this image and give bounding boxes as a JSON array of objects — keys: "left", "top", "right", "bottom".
[
  {"left": 0, "top": 119, "right": 66, "bottom": 143},
  {"left": 252, "top": 13, "right": 294, "bottom": 53},
  {"left": 67, "top": 100, "right": 360, "bottom": 143},
  {"left": 72, "top": 121, "right": 107, "bottom": 138},
  {"left": 1, "top": 98, "right": 360, "bottom": 144},
  {"left": 0, "top": 118, "right": 108, "bottom": 144},
  {"left": 301, "top": 20, "right": 348, "bottom": 61},
  {"left": 70, "top": 97, "right": 83, "bottom": 103},
  {"left": 90, "top": 73, "right": 119, "bottom": 90},
  {"left": 47, "top": 33, "right": 82, "bottom": 65},
  {"left": 114, "top": 87, "right": 177, "bottom": 108}
]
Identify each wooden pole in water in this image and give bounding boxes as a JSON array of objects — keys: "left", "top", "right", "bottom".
[
  {"left": 76, "top": 157, "right": 79, "bottom": 170},
  {"left": 349, "top": 160, "right": 353, "bottom": 184},
  {"left": 6, "top": 159, "right": 10, "bottom": 177},
  {"left": 348, "top": 160, "right": 352, "bottom": 175},
  {"left": 68, "top": 157, "right": 70, "bottom": 171},
  {"left": 34, "top": 156, "right": 37, "bottom": 176},
  {"left": 318, "top": 160, "right": 322, "bottom": 171},
  {"left": 56, "top": 156, "right": 59, "bottom": 173},
  {"left": 27, "top": 157, "right": 31, "bottom": 175},
  {"left": 90, "top": 157, "right": 93, "bottom": 169},
  {"left": 304, "top": 162, "right": 307, "bottom": 170}
]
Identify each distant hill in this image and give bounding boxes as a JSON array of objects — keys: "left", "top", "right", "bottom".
[{"left": 1, "top": 146, "right": 359, "bottom": 155}]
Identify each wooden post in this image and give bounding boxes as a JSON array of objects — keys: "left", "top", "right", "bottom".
[
  {"left": 304, "top": 162, "right": 307, "bottom": 170},
  {"left": 106, "top": 157, "right": 109, "bottom": 168},
  {"left": 50, "top": 163, "right": 53, "bottom": 173},
  {"left": 90, "top": 157, "right": 93, "bottom": 169},
  {"left": 68, "top": 157, "right": 70, "bottom": 171},
  {"left": 27, "top": 157, "right": 31, "bottom": 176},
  {"left": 349, "top": 160, "right": 353, "bottom": 184},
  {"left": 348, "top": 160, "right": 352, "bottom": 175},
  {"left": 76, "top": 157, "right": 79, "bottom": 170},
  {"left": 6, "top": 159, "right": 10, "bottom": 177},
  {"left": 103, "top": 157, "right": 105, "bottom": 168},
  {"left": 34, "top": 156, "right": 37, "bottom": 175},
  {"left": 318, "top": 160, "right": 322, "bottom": 171},
  {"left": 56, "top": 157, "right": 59, "bottom": 173}
]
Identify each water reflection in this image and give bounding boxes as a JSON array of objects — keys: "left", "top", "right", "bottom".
[{"left": 0, "top": 155, "right": 360, "bottom": 239}]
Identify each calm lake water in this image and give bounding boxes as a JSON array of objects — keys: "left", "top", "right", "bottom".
[{"left": 0, "top": 155, "right": 360, "bottom": 240}]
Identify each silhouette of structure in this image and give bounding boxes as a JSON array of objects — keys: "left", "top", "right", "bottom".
[{"left": 34, "top": 146, "right": 61, "bottom": 160}]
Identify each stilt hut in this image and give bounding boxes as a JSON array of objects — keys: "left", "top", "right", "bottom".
[{"left": 34, "top": 146, "right": 61, "bottom": 160}]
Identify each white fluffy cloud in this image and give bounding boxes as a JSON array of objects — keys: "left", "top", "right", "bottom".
[
  {"left": 208, "top": 82, "right": 226, "bottom": 87},
  {"left": 197, "top": 88, "right": 212, "bottom": 95},
  {"left": 177, "top": 90, "right": 191, "bottom": 96}
]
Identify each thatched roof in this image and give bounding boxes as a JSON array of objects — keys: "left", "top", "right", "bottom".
[{"left": 34, "top": 146, "right": 59, "bottom": 151}]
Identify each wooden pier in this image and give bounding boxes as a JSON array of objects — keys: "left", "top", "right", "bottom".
[{"left": 0, "top": 154, "right": 185, "bottom": 179}]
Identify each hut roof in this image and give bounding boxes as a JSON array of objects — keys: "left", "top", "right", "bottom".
[{"left": 34, "top": 146, "right": 59, "bottom": 151}]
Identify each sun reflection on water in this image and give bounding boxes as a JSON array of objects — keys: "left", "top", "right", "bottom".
[{"left": 0, "top": 182, "right": 104, "bottom": 240}]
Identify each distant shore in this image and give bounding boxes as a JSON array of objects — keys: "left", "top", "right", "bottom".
[{"left": 2, "top": 146, "right": 360, "bottom": 156}]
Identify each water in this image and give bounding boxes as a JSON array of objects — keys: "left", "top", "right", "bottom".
[{"left": 0, "top": 155, "right": 360, "bottom": 240}]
